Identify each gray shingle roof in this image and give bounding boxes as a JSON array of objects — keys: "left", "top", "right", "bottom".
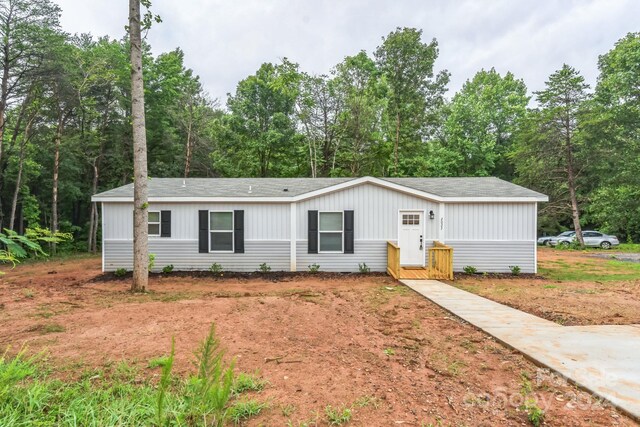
[
  {"left": 92, "top": 176, "right": 546, "bottom": 200},
  {"left": 381, "top": 177, "right": 545, "bottom": 198}
]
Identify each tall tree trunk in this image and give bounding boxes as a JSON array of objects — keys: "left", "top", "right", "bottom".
[
  {"left": 0, "top": 38, "right": 9, "bottom": 228},
  {"left": 89, "top": 104, "right": 110, "bottom": 253},
  {"left": 183, "top": 108, "right": 193, "bottom": 178},
  {"left": 9, "top": 114, "right": 35, "bottom": 230},
  {"left": 394, "top": 112, "right": 400, "bottom": 176},
  {"left": 129, "top": 0, "right": 149, "bottom": 292},
  {"left": 88, "top": 161, "right": 98, "bottom": 252},
  {"left": 566, "top": 135, "right": 583, "bottom": 246},
  {"left": 51, "top": 114, "right": 65, "bottom": 254}
]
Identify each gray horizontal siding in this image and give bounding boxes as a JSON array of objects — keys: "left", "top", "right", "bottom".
[
  {"left": 296, "top": 240, "right": 388, "bottom": 272},
  {"left": 104, "top": 240, "right": 289, "bottom": 272},
  {"left": 447, "top": 240, "right": 535, "bottom": 273}
]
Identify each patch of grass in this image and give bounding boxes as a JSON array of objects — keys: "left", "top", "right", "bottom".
[
  {"left": 354, "top": 395, "right": 379, "bottom": 408},
  {"left": 29, "top": 323, "right": 65, "bottom": 334},
  {"left": 281, "top": 403, "right": 296, "bottom": 417},
  {"left": 0, "top": 323, "right": 266, "bottom": 427},
  {"left": 543, "top": 285, "right": 557, "bottom": 289},
  {"left": 232, "top": 371, "right": 268, "bottom": 394},
  {"left": 147, "top": 356, "right": 170, "bottom": 369},
  {"left": 325, "top": 404, "right": 352, "bottom": 425},
  {"left": 383, "top": 348, "right": 395, "bottom": 356},
  {"left": 447, "top": 360, "right": 466, "bottom": 376},
  {"left": 22, "top": 289, "right": 34, "bottom": 299},
  {"left": 539, "top": 258, "right": 640, "bottom": 282},
  {"left": 228, "top": 399, "right": 268, "bottom": 423}
]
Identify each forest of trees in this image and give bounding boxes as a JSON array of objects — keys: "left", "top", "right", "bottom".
[{"left": 1, "top": 0, "right": 639, "bottom": 252}]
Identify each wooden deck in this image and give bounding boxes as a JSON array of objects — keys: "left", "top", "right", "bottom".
[
  {"left": 395, "top": 267, "right": 432, "bottom": 280},
  {"left": 387, "top": 241, "right": 454, "bottom": 280}
]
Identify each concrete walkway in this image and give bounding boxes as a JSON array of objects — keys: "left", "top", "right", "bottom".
[{"left": 402, "top": 279, "right": 640, "bottom": 420}]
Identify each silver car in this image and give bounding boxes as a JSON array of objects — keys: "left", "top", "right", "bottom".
[
  {"left": 538, "top": 231, "right": 574, "bottom": 246},
  {"left": 550, "top": 230, "right": 619, "bottom": 249}
]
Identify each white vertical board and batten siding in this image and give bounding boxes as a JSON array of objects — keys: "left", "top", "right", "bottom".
[
  {"left": 295, "top": 183, "right": 438, "bottom": 239},
  {"left": 445, "top": 202, "right": 537, "bottom": 273},
  {"left": 295, "top": 183, "right": 439, "bottom": 272}
]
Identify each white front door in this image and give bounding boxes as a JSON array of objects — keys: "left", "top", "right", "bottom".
[{"left": 398, "top": 211, "right": 424, "bottom": 266}]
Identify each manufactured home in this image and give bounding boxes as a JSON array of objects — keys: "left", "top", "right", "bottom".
[{"left": 91, "top": 176, "right": 548, "bottom": 278}]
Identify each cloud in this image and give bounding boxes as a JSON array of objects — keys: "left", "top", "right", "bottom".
[{"left": 56, "top": 0, "right": 639, "bottom": 100}]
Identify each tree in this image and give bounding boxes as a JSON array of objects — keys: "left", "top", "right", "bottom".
[
  {"left": 512, "top": 65, "right": 589, "bottom": 245},
  {"left": 0, "top": 0, "right": 61, "bottom": 227},
  {"left": 375, "top": 27, "right": 449, "bottom": 176},
  {"left": 332, "top": 51, "right": 387, "bottom": 176},
  {"left": 296, "top": 73, "right": 344, "bottom": 177},
  {"left": 128, "top": 0, "right": 155, "bottom": 292},
  {"left": 444, "top": 68, "right": 529, "bottom": 178},
  {"left": 584, "top": 32, "right": 640, "bottom": 242},
  {"left": 227, "top": 59, "right": 302, "bottom": 177}
]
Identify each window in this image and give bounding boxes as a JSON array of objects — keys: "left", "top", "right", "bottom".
[
  {"left": 148, "top": 211, "right": 161, "bottom": 236},
  {"left": 210, "top": 211, "right": 234, "bottom": 252},
  {"left": 402, "top": 214, "right": 420, "bottom": 225},
  {"left": 319, "top": 212, "right": 343, "bottom": 252}
]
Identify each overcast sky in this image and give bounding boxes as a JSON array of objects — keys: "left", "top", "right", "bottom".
[{"left": 56, "top": 0, "right": 639, "bottom": 103}]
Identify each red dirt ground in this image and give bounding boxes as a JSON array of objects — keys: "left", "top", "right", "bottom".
[{"left": 0, "top": 256, "right": 636, "bottom": 426}]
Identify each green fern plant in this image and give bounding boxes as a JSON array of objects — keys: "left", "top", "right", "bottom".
[{"left": 183, "top": 323, "right": 235, "bottom": 426}]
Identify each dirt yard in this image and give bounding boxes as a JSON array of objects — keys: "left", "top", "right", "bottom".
[
  {"left": 453, "top": 248, "right": 640, "bottom": 326},
  {"left": 0, "top": 256, "right": 636, "bottom": 426}
]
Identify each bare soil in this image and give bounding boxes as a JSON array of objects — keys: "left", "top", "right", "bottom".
[
  {"left": 453, "top": 249, "right": 640, "bottom": 326},
  {"left": 0, "top": 256, "right": 635, "bottom": 426}
]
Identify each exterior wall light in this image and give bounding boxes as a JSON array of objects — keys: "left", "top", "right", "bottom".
[{"left": 429, "top": 210, "right": 435, "bottom": 220}]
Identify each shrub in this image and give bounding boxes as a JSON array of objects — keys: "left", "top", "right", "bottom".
[
  {"left": 358, "top": 262, "right": 370, "bottom": 273},
  {"left": 114, "top": 268, "right": 128, "bottom": 277},
  {"left": 148, "top": 253, "right": 156, "bottom": 271},
  {"left": 258, "top": 263, "right": 271, "bottom": 273},
  {"left": 162, "top": 265, "right": 174, "bottom": 274},
  {"left": 509, "top": 265, "right": 521, "bottom": 275},
  {"left": 308, "top": 263, "right": 320, "bottom": 273},
  {"left": 463, "top": 265, "right": 477, "bottom": 274},
  {"left": 209, "top": 263, "right": 223, "bottom": 274}
]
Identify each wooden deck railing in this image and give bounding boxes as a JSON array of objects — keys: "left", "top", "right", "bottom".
[
  {"left": 386, "top": 241, "right": 401, "bottom": 279},
  {"left": 386, "top": 240, "right": 454, "bottom": 280},
  {"left": 428, "top": 241, "right": 454, "bottom": 280}
]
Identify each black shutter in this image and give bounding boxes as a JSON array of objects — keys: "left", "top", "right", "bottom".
[
  {"left": 344, "top": 210, "right": 354, "bottom": 254},
  {"left": 198, "top": 210, "right": 208, "bottom": 253},
  {"left": 308, "top": 210, "right": 318, "bottom": 254},
  {"left": 160, "top": 210, "right": 171, "bottom": 237},
  {"left": 234, "top": 210, "right": 244, "bottom": 253}
]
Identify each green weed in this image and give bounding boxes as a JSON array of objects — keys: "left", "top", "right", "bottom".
[
  {"left": 325, "top": 404, "right": 352, "bottom": 425},
  {"left": 228, "top": 398, "right": 267, "bottom": 423},
  {"left": 232, "top": 371, "right": 268, "bottom": 394}
]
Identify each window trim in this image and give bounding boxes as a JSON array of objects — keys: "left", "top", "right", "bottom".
[
  {"left": 148, "top": 210, "right": 161, "bottom": 237},
  {"left": 318, "top": 211, "right": 344, "bottom": 254},
  {"left": 209, "top": 210, "right": 234, "bottom": 253}
]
